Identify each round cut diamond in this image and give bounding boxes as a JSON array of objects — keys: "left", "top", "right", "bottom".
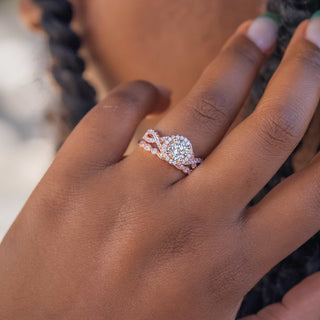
[{"left": 164, "top": 136, "right": 193, "bottom": 164}]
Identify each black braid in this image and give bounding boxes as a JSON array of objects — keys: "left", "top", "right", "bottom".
[
  {"left": 238, "top": 0, "right": 320, "bottom": 317},
  {"left": 33, "top": 0, "right": 97, "bottom": 129}
]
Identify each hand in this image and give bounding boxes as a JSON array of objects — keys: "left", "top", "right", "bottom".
[{"left": 0, "top": 17, "right": 320, "bottom": 319}]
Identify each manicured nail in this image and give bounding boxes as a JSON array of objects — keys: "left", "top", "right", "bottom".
[
  {"left": 306, "top": 10, "right": 320, "bottom": 48},
  {"left": 247, "top": 12, "right": 280, "bottom": 52}
]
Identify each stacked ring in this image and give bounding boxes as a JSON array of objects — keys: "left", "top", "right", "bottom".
[{"left": 139, "top": 129, "right": 203, "bottom": 174}]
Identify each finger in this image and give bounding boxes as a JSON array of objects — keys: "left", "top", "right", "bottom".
[
  {"left": 133, "top": 16, "right": 278, "bottom": 181},
  {"left": 242, "top": 151, "right": 320, "bottom": 277},
  {"left": 241, "top": 272, "right": 320, "bottom": 320},
  {"left": 55, "top": 80, "right": 171, "bottom": 175},
  {"left": 192, "top": 19, "right": 320, "bottom": 211}
]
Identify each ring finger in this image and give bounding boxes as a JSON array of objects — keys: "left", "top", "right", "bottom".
[{"left": 132, "top": 15, "right": 279, "bottom": 182}]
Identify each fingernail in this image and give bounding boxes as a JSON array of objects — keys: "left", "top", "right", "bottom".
[
  {"left": 306, "top": 10, "right": 320, "bottom": 48},
  {"left": 247, "top": 12, "right": 280, "bottom": 52},
  {"left": 154, "top": 84, "right": 172, "bottom": 99}
]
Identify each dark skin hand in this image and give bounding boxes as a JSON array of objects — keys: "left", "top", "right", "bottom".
[{"left": 1, "top": 15, "right": 320, "bottom": 319}]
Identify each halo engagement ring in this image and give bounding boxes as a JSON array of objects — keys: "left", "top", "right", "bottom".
[{"left": 139, "top": 129, "right": 203, "bottom": 174}]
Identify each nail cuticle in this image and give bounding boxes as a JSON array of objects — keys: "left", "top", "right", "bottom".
[
  {"left": 306, "top": 10, "right": 320, "bottom": 48},
  {"left": 247, "top": 12, "right": 280, "bottom": 52}
]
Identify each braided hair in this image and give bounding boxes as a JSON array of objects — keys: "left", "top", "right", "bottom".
[
  {"left": 238, "top": 0, "right": 320, "bottom": 317},
  {"left": 33, "top": 0, "right": 96, "bottom": 132}
]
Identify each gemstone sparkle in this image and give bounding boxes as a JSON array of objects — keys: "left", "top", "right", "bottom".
[{"left": 164, "top": 136, "right": 193, "bottom": 164}]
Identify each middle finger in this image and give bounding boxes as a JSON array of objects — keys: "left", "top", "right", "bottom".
[{"left": 190, "top": 20, "right": 320, "bottom": 213}]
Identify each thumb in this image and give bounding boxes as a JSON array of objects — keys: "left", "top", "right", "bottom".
[{"left": 240, "top": 272, "right": 320, "bottom": 320}]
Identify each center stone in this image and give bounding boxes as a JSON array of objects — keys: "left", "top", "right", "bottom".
[{"left": 166, "top": 137, "right": 192, "bottom": 163}]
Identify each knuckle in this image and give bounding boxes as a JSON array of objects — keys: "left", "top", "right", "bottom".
[
  {"left": 254, "top": 109, "right": 300, "bottom": 152},
  {"left": 155, "top": 215, "right": 207, "bottom": 259},
  {"left": 107, "top": 88, "right": 143, "bottom": 110},
  {"left": 124, "top": 80, "right": 159, "bottom": 104},
  {"left": 292, "top": 41, "right": 320, "bottom": 77},
  {"left": 128, "top": 79, "right": 158, "bottom": 94},
  {"left": 100, "top": 80, "right": 157, "bottom": 114},
  {"left": 190, "top": 94, "right": 229, "bottom": 130},
  {"left": 225, "top": 34, "right": 262, "bottom": 67}
]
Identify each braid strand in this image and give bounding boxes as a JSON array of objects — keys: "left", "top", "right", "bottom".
[{"left": 34, "top": 0, "right": 97, "bottom": 129}]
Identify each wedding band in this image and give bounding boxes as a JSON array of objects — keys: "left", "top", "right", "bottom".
[{"left": 139, "top": 129, "right": 203, "bottom": 174}]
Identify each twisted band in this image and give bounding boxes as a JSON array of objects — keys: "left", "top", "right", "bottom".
[{"left": 139, "top": 129, "right": 203, "bottom": 174}]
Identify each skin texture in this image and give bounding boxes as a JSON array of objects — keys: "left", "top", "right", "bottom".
[
  {"left": 73, "top": 0, "right": 264, "bottom": 103},
  {"left": 1, "top": 15, "right": 320, "bottom": 319},
  {"left": 20, "top": 0, "right": 264, "bottom": 104}
]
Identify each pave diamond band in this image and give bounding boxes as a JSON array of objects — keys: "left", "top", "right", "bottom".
[{"left": 139, "top": 129, "right": 203, "bottom": 174}]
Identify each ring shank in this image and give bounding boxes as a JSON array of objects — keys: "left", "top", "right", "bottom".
[{"left": 139, "top": 129, "right": 203, "bottom": 175}]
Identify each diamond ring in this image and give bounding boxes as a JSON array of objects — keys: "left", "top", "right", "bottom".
[{"left": 139, "top": 129, "right": 203, "bottom": 174}]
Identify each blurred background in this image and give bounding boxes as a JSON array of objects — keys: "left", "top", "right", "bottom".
[{"left": 0, "top": 0, "right": 56, "bottom": 240}]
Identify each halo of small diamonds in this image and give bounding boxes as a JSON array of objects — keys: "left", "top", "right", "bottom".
[
  {"left": 161, "top": 135, "right": 193, "bottom": 165},
  {"left": 139, "top": 129, "right": 202, "bottom": 175}
]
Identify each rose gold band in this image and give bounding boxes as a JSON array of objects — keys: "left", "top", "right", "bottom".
[{"left": 139, "top": 129, "right": 203, "bottom": 175}]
